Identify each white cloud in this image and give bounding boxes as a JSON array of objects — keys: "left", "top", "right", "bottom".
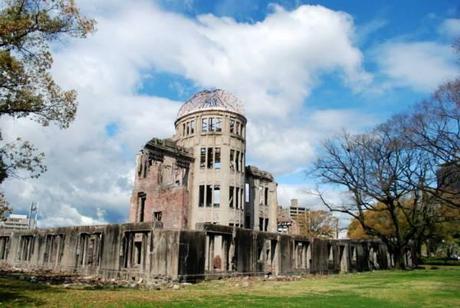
[
  {"left": 63, "top": 1, "right": 370, "bottom": 118},
  {"left": 247, "top": 109, "right": 375, "bottom": 174},
  {"left": 1, "top": 1, "right": 372, "bottom": 226},
  {"left": 374, "top": 41, "right": 459, "bottom": 92},
  {"left": 439, "top": 18, "right": 460, "bottom": 39},
  {"left": 38, "top": 204, "right": 107, "bottom": 227}
]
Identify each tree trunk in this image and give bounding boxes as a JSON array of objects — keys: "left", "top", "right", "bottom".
[
  {"left": 413, "top": 239, "right": 423, "bottom": 266},
  {"left": 392, "top": 247, "right": 407, "bottom": 269}
]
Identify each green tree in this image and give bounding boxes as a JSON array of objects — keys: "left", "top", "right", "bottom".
[
  {"left": 313, "top": 39, "right": 460, "bottom": 268},
  {"left": 0, "top": 0, "right": 95, "bottom": 218}
]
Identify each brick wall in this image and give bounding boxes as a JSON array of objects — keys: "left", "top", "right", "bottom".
[{"left": 130, "top": 152, "right": 190, "bottom": 230}]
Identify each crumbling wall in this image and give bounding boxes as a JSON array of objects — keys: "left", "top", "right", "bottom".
[
  {"left": 129, "top": 138, "right": 193, "bottom": 230},
  {"left": 245, "top": 166, "right": 278, "bottom": 232},
  {"left": 178, "top": 231, "right": 206, "bottom": 282},
  {"left": 0, "top": 222, "right": 413, "bottom": 283},
  {"left": 0, "top": 222, "right": 181, "bottom": 281}
]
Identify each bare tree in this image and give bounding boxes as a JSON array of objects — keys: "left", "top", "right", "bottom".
[
  {"left": 398, "top": 81, "right": 460, "bottom": 209},
  {"left": 313, "top": 123, "right": 435, "bottom": 268},
  {"left": 313, "top": 39, "right": 460, "bottom": 267}
]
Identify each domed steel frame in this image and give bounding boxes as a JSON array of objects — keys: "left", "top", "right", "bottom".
[{"left": 176, "top": 89, "right": 245, "bottom": 123}]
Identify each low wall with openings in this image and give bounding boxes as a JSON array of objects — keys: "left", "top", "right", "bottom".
[{"left": 0, "top": 222, "right": 413, "bottom": 282}]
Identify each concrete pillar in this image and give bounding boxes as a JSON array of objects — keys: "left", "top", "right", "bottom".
[{"left": 340, "top": 244, "right": 349, "bottom": 273}]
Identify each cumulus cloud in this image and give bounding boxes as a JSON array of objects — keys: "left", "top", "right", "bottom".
[
  {"left": 1, "top": 1, "right": 372, "bottom": 226},
  {"left": 71, "top": 2, "right": 369, "bottom": 118},
  {"left": 374, "top": 41, "right": 460, "bottom": 92},
  {"left": 247, "top": 109, "right": 375, "bottom": 174}
]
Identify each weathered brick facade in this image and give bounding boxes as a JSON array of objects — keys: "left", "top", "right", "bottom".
[
  {"left": 129, "top": 138, "right": 193, "bottom": 229},
  {"left": 0, "top": 89, "right": 418, "bottom": 282},
  {"left": 129, "top": 90, "right": 279, "bottom": 231}
]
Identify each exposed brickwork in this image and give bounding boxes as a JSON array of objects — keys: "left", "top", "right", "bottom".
[
  {"left": 129, "top": 139, "right": 193, "bottom": 230},
  {"left": 130, "top": 91, "right": 278, "bottom": 231}
]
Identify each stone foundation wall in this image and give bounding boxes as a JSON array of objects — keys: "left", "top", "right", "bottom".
[{"left": 0, "top": 222, "right": 412, "bottom": 282}]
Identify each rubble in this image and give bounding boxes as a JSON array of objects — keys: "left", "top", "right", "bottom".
[{"left": 0, "top": 268, "right": 184, "bottom": 290}]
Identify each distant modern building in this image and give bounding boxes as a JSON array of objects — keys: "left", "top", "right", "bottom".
[
  {"left": 276, "top": 199, "right": 310, "bottom": 235},
  {"left": 289, "top": 198, "right": 309, "bottom": 220},
  {"left": 129, "top": 89, "right": 278, "bottom": 231},
  {"left": 276, "top": 206, "right": 300, "bottom": 234}
]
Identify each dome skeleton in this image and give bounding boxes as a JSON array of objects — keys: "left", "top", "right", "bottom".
[{"left": 176, "top": 89, "right": 245, "bottom": 120}]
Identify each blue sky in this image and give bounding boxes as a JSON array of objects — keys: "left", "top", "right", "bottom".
[
  {"left": 146, "top": 0, "right": 460, "bottom": 185},
  {"left": 150, "top": 0, "right": 457, "bottom": 110},
  {"left": 1, "top": 0, "right": 459, "bottom": 226}
]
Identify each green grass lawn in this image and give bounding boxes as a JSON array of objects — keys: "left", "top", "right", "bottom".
[{"left": 1, "top": 266, "right": 459, "bottom": 307}]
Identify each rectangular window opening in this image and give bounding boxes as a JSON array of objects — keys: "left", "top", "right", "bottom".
[
  {"left": 229, "top": 186, "right": 234, "bottom": 208},
  {"left": 209, "top": 117, "right": 215, "bottom": 132},
  {"left": 235, "top": 151, "right": 240, "bottom": 172},
  {"left": 230, "top": 118, "right": 235, "bottom": 134},
  {"left": 202, "top": 118, "right": 208, "bottom": 133},
  {"left": 138, "top": 193, "right": 146, "bottom": 222},
  {"left": 214, "top": 147, "right": 221, "bottom": 169},
  {"left": 230, "top": 150, "right": 235, "bottom": 171},
  {"left": 199, "top": 185, "right": 205, "bottom": 207},
  {"left": 213, "top": 185, "right": 220, "bottom": 207},
  {"left": 135, "top": 241, "right": 142, "bottom": 265},
  {"left": 215, "top": 117, "right": 222, "bottom": 132},
  {"left": 137, "top": 159, "right": 143, "bottom": 177},
  {"left": 264, "top": 187, "right": 268, "bottom": 206},
  {"left": 207, "top": 148, "right": 214, "bottom": 169},
  {"left": 143, "top": 163, "right": 148, "bottom": 178},
  {"left": 190, "top": 120, "right": 195, "bottom": 134},
  {"left": 206, "top": 185, "right": 213, "bottom": 207},
  {"left": 235, "top": 187, "right": 240, "bottom": 209},
  {"left": 245, "top": 183, "right": 249, "bottom": 202},
  {"left": 200, "top": 148, "right": 206, "bottom": 168},
  {"left": 154, "top": 211, "right": 162, "bottom": 222}
]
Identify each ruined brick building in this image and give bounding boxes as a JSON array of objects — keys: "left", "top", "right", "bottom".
[
  {"left": 0, "top": 90, "right": 416, "bottom": 282},
  {"left": 129, "top": 89, "right": 277, "bottom": 232}
]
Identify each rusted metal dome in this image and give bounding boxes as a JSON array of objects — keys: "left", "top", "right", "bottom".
[{"left": 176, "top": 89, "right": 245, "bottom": 121}]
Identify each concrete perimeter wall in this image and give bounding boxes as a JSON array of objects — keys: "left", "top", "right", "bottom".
[{"left": 0, "top": 222, "right": 412, "bottom": 282}]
